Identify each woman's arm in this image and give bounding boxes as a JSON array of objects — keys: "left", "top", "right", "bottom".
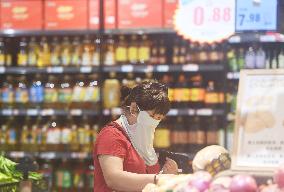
[{"left": 99, "top": 155, "right": 156, "bottom": 192}]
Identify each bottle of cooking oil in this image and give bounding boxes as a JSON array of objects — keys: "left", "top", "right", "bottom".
[
  {"left": 82, "top": 35, "right": 93, "bottom": 66},
  {"left": 92, "top": 36, "right": 100, "bottom": 66},
  {"left": 71, "top": 36, "right": 82, "bottom": 66},
  {"left": 138, "top": 35, "right": 151, "bottom": 64},
  {"left": 128, "top": 35, "right": 138, "bottom": 64},
  {"left": 103, "top": 72, "right": 121, "bottom": 109},
  {"left": 115, "top": 35, "right": 128, "bottom": 64},
  {"left": 38, "top": 37, "right": 51, "bottom": 67},
  {"left": 28, "top": 37, "right": 39, "bottom": 66},
  {"left": 61, "top": 36, "right": 72, "bottom": 66},
  {"left": 18, "top": 37, "right": 28, "bottom": 66},
  {"left": 104, "top": 35, "right": 115, "bottom": 66},
  {"left": 50, "top": 36, "right": 61, "bottom": 66}
]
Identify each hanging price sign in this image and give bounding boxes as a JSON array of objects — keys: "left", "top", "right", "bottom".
[{"left": 174, "top": 0, "right": 235, "bottom": 43}]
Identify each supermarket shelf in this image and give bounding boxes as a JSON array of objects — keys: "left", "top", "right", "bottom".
[
  {"left": 0, "top": 29, "right": 99, "bottom": 37},
  {"left": 228, "top": 32, "right": 284, "bottom": 43},
  {"left": 227, "top": 72, "right": 240, "bottom": 80},
  {"left": 0, "top": 66, "right": 99, "bottom": 74},
  {"left": 104, "top": 28, "right": 175, "bottom": 35},
  {"left": 0, "top": 109, "right": 99, "bottom": 116},
  {"left": 103, "top": 108, "right": 225, "bottom": 116},
  {"left": 6, "top": 151, "right": 92, "bottom": 160},
  {"left": 103, "top": 64, "right": 224, "bottom": 73}
]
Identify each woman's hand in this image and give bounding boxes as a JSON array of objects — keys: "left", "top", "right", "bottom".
[{"left": 161, "top": 157, "right": 178, "bottom": 174}]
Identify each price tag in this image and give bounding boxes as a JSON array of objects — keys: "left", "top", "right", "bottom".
[
  {"left": 156, "top": 65, "right": 169, "bottom": 72},
  {"left": 0, "top": 66, "right": 5, "bottom": 74},
  {"left": 80, "top": 66, "right": 92, "bottom": 73},
  {"left": 71, "top": 152, "right": 87, "bottom": 159},
  {"left": 188, "top": 109, "right": 195, "bottom": 115},
  {"left": 70, "top": 109, "right": 83, "bottom": 116},
  {"left": 10, "top": 152, "right": 25, "bottom": 158},
  {"left": 196, "top": 109, "right": 213, "bottom": 116},
  {"left": 144, "top": 65, "right": 154, "bottom": 73},
  {"left": 229, "top": 36, "right": 241, "bottom": 43},
  {"left": 236, "top": 0, "right": 277, "bottom": 31},
  {"left": 182, "top": 64, "right": 199, "bottom": 72},
  {"left": 121, "top": 65, "right": 134, "bottom": 72},
  {"left": 168, "top": 109, "right": 178, "bottom": 116},
  {"left": 27, "top": 109, "right": 39, "bottom": 116},
  {"left": 47, "top": 67, "right": 63, "bottom": 73},
  {"left": 175, "top": 0, "right": 235, "bottom": 43},
  {"left": 41, "top": 109, "right": 55, "bottom": 116},
  {"left": 112, "top": 108, "right": 122, "bottom": 115},
  {"left": 2, "top": 109, "right": 13, "bottom": 116},
  {"left": 103, "top": 109, "right": 110, "bottom": 116},
  {"left": 40, "top": 152, "right": 56, "bottom": 159},
  {"left": 260, "top": 35, "right": 277, "bottom": 42}
]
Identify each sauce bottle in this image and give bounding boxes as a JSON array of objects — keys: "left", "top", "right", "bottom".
[
  {"left": 50, "top": 36, "right": 61, "bottom": 66},
  {"left": 103, "top": 72, "right": 121, "bottom": 109},
  {"left": 115, "top": 35, "right": 128, "bottom": 64},
  {"left": 138, "top": 35, "right": 151, "bottom": 64},
  {"left": 28, "top": 37, "right": 39, "bottom": 66},
  {"left": 17, "top": 38, "right": 28, "bottom": 66},
  {"left": 128, "top": 35, "right": 138, "bottom": 64},
  {"left": 104, "top": 35, "right": 115, "bottom": 66}
]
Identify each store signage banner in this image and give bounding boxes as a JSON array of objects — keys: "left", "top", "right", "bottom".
[
  {"left": 233, "top": 69, "right": 284, "bottom": 172},
  {"left": 174, "top": 0, "right": 235, "bottom": 43}
]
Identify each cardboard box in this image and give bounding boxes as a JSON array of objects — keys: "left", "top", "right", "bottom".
[
  {"left": 44, "top": 0, "right": 88, "bottom": 30},
  {"left": 0, "top": 0, "right": 43, "bottom": 30},
  {"left": 163, "top": 0, "right": 178, "bottom": 28},
  {"left": 118, "top": 0, "right": 162, "bottom": 29},
  {"left": 89, "top": 0, "right": 116, "bottom": 29}
]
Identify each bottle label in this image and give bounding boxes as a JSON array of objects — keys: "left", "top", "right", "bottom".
[
  {"left": 104, "top": 51, "right": 115, "bottom": 65},
  {"left": 128, "top": 46, "right": 138, "bottom": 63},
  {"left": 58, "top": 88, "right": 72, "bottom": 103},
  {"left": 15, "top": 88, "right": 29, "bottom": 103},
  {"left": 44, "top": 88, "right": 58, "bottom": 103},
  {"left": 138, "top": 47, "right": 150, "bottom": 62},
  {"left": 18, "top": 53, "right": 28, "bottom": 66},
  {"left": 190, "top": 88, "right": 205, "bottom": 102},
  {"left": 2, "top": 88, "right": 14, "bottom": 103},
  {"left": 62, "top": 171, "right": 72, "bottom": 188},
  {"left": 0, "top": 54, "right": 5, "bottom": 65},
  {"left": 6, "top": 54, "right": 12, "bottom": 66},
  {"left": 168, "top": 88, "right": 174, "bottom": 102},
  {"left": 61, "top": 129, "right": 72, "bottom": 144},
  {"left": 173, "top": 88, "right": 184, "bottom": 102},
  {"left": 28, "top": 53, "right": 37, "bottom": 66},
  {"left": 182, "top": 88, "right": 190, "bottom": 102},
  {"left": 205, "top": 92, "right": 219, "bottom": 104},
  {"left": 115, "top": 47, "right": 127, "bottom": 62},
  {"left": 85, "top": 87, "right": 100, "bottom": 102},
  {"left": 92, "top": 52, "right": 100, "bottom": 66},
  {"left": 72, "top": 86, "right": 86, "bottom": 102}
]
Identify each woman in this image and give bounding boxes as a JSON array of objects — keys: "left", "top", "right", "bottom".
[{"left": 93, "top": 80, "right": 178, "bottom": 192}]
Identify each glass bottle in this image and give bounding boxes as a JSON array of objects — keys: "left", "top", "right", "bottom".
[
  {"left": 37, "top": 37, "right": 51, "bottom": 67},
  {"left": 92, "top": 36, "right": 100, "bottom": 66},
  {"left": 85, "top": 74, "right": 100, "bottom": 110},
  {"left": 103, "top": 72, "right": 121, "bottom": 109},
  {"left": 189, "top": 75, "right": 205, "bottom": 109},
  {"left": 159, "top": 39, "right": 167, "bottom": 65},
  {"left": 61, "top": 36, "right": 72, "bottom": 66},
  {"left": 29, "top": 74, "right": 44, "bottom": 108},
  {"left": 138, "top": 35, "right": 150, "bottom": 64},
  {"left": 72, "top": 75, "right": 87, "bottom": 108},
  {"left": 81, "top": 35, "right": 93, "bottom": 66},
  {"left": 204, "top": 81, "right": 219, "bottom": 108},
  {"left": 104, "top": 35, "right": 115, "bottom": 66},
  {"left": 50, "top": 36, "right": 61, "bottom": 66},
  {"left": 0, "top": 38, "right": 5, "bottom": 66},
  {"left": 128, "top": 35, "right": 138, "bottom": 64},
  {"left": 71, "top": 36, "right": 82, "bottom": 66},
  {"left": 179, "top": 40, "right": 187, "bottom": 64},
  {"left": 58, "top": 75, "right": 73, "bottom": 109},
  {"left": 17, "top": 37, "right": 28, "bottom": 66},
  {"left": 44, "top": 75, "right": 58, "bottom": 108},
  {"left": 150, "top": 40, "right": 159, "bottom": 65},
  {"left": 28, "top": 37, "right": 39, "bottom": 66},
  {"left": 5, "top": 38, "right": 12, "bottom": 66},
  {"left": 15, "top": 76, "right": 29, "bottom": 108},
  {"left": 115, "top": 35, "right": 128, "bottom": 64},
  {"left": 206, "top": 116, "right": 219, "bottom": 145},
  {"left": 245, "top": 47, "right": 256, "bottom": 69},
  {"left": 172, "top": 39, "right": 179, "bottom": 64},
  {"left": 1, "top": 76, "right": 14, "bottom": 108}
]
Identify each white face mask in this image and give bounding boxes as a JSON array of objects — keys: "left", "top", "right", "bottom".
[{"left": 120, "top": 106, "right": 161, "bottom": 166}]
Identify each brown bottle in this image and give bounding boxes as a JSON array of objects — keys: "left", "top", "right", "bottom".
[
  {"left": 179, "top": 40, "right": 187, "bottom": 64},
  {"left": 206, "top": 116, "right": 219, "bottom": 145},
  {"left": 192, "top": 116, "right": 204, "bottom": 153},
  {"left": 198, "top": 44, "right": 208, "bottom": 64},
  {"left": 150, "top": 40, "right": 159, "bottom": 65},
  {"left": 172, "top": 39, "right": 180, "bottom": 64},
  {"left": 173, "top": 74, "right": 190, "bottom": 108},
  {"left": 186, "top": 43, "right": 194, "bottom": 63},
  {"left": 158, "top": 39, "right": 167, "bottom": 65},
  {"left": 209, "top": 43, "right": 219, "bottom": 64},
  {"left": 205, "top": 81, "right": 219, "bottom": 108},
  {"left": 171, "top": 117, "right": 186, "bottom": 153}
]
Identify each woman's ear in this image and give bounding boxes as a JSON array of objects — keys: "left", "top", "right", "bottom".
[{"left": 129, "top": 102, "right": 138, "bottom": 115}]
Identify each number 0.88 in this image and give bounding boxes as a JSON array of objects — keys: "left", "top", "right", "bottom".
[{"left": 194, "top": 7, "right": 231, "bottom": 26}]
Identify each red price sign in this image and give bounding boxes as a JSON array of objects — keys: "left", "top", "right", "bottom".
[{"left": 174, "top": 0, "right": 235, "bottom": 43}]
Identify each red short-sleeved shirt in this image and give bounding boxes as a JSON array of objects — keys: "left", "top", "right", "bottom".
[{"left": 93, "top": 121, "right": 160, "bottom": 192}]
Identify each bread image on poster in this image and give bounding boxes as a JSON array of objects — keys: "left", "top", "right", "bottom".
[{"left": 240, "top": 110, "right": 275, "bottom": 133}]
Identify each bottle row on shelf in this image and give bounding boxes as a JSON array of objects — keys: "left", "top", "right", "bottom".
[
  {"left": 154, "top": 116, "right": 223, "bottom": 154},
  {"left": 227, "top": 44, "right": 284, "bottom": 72},
  {"left": 0, "top": 35, "right": 226, "bottom": 67},
  {"left": 37, "top": 160, "right": 94, "bottom": 191},
  {"left": 0, "top": 116, "right": 98, "bottom": 153},
  {"left": 0, "top": 73, "right": 225, "bottom": 110}
]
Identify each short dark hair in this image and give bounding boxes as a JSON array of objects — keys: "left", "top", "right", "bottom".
[{"left": 121, "top": 80, "right": 170, "bottom": 115}]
